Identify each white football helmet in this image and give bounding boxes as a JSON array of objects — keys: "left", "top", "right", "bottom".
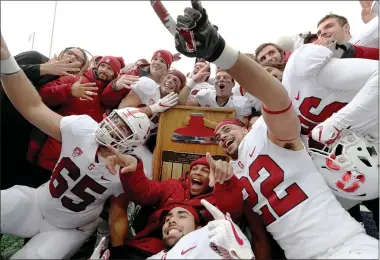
[
  {"left": 309, "top": 132, "right": 379, "bottom": 201},
  {"left": 94, "top": 107, "right": 151, "bottom": 153}
]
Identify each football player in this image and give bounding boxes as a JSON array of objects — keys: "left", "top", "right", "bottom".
[
  {"left": 0, "top": 34, "right": 151, "bottom": 259},
  {"left": 172, "top": 1, "right": 378, "bottom": 259}
]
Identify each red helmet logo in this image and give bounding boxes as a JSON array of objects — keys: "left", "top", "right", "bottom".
[{"left": 336, "top": 170, "right": 365, "bottom": 193}]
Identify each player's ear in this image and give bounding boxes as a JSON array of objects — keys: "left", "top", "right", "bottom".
[{"left": 343, "top": 23, "right": 350, "bottom": 34}]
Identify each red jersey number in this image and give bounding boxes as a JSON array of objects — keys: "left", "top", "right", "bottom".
[
  {"left": 240, "top": 155, "right": 308, "bottom": 226},
  {"left": 50, "top": 157, "right": 107, "bottom": 212},
  {"left": 298, "top": 96, "right": 346, "bottom": 135}
]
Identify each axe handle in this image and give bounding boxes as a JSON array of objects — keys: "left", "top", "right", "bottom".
[{"left": 184, "top": 116, "right": 218, "bottom": 129}]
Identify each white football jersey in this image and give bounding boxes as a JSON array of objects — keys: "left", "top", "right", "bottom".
[
  {"left": 37, "top": 115, "right": 123, "bottom": 229},
  {"left": 195, "top": 89, "right": 252, "bottom": 120},
  {"left": 282, "top": 44, "right": 359, "bottom": 136},
  {"left": 229, "top": 117, "right": 364, "bottom": 259},
  {"left": 132, "top": 76, "right": 161, "bottom": 134},
  {"left": 233, "top": 85, "right": 262, "bottom": 111},
  {"left": 147, "top": 226, "right": 251, "bottom": 259}
]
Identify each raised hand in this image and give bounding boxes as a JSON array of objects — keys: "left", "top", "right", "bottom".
[
  {"left": 114, "top": 75, "right": 140, "bottom": 90},
  {"left": 360, "top": 0, "right": 376, "bottom": 23},
  {"left": 40, "top": 57, "right": 81, "bottom": 77},
  {"left": 71, "top": 76, "right": 98, "bottom": 100},
  {"left": 149, "top": 92, "right": 179, "bottom": 114},
  {"left": 201, "top": 200, "right": 254, "bottom": 260},
  {"left": 206, "top": 152, "right": 233, "bottom": 187},
  {"left": 105, "top": 145, "right": 139, "bottom": 175},
  {"left": 192, "top": 64, "right": 210, "bottom": 84},
  {"left": 175, "top": 0, "right": 225, "bottom": 62},
  {"left": 89, "top": 237, "right": 110, "bottom": 260}
]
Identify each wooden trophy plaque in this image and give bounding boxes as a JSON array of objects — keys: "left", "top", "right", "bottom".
[{"left": 153, "top": 105, "right": 236, "bottom": 181}]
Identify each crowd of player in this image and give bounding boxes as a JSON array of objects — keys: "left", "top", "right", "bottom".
[{"left": 0, "top": 0, "right": 379, "bottom": 259}]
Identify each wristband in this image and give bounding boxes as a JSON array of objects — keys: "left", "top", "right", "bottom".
[
  {"left": 213, "top": 44, "right": 239, "bottom": 70},
  {"left": 187, "top": 79, "right": 196, "bottom": 89},
  {"left": 1, "top": 55, "right": 21, "bottom": 75},
  {"left": 149, "top": 104, "right": 158, "bottom": 114}
]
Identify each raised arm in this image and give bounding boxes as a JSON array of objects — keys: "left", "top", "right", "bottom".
[
  {"left": 173, "top": 1, "right": 300, "bottom": 145},
  {"left": 1, "top": 33, "right": 62, "bottom": 141}
]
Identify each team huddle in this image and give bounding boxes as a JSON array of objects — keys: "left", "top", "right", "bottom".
[{"left": 0, "top": 0, "right": 379, "bottom": 259}]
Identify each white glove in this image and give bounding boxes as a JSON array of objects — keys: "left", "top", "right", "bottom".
[
  {"left": 201, "top": 200, "right": 255, "bottom": 260},
  {"left": 89, "top": 237, "right": 110, "bottom": 260},
  {"left": 149, "top": 92, "right": 179, "bottom": 114},
  {"left": 310, "top": 118, "right": 345, "bottom": 145}
]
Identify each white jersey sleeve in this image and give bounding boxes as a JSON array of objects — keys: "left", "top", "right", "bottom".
[
  {"left": 195, "top": 89, "right": 216, "bottom": 107},
  {"left": 132, "top": 76, "right": 160, "bottom": 101},
  {"left": 231, "top": 96, "right": 252, "bottom": 119},
  {"left": 283, "top": 44, "right": 333, "bottom": 86}
]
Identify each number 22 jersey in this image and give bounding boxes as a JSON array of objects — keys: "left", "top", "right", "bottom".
[
  {"left": 37, "top": 115, "right": 124, "bottom": 229},
  {"left": 229, "top": 117, "right": 364, "bottom": 259}
]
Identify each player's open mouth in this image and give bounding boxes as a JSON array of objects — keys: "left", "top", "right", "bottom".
[
  {"left": 167, "top": 227, "right": 182, "bottom": 235},
  {"left": 219, "top": 83, "right": 225, "bottom": 90},
  {"left": 223, "top": 138, "right": 234, "bottom": 149},
  {"left": 192, "top": 178, "right": 203, "bottom": 187}
]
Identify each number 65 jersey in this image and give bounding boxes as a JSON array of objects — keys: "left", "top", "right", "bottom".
[
  {"left": 37, "top": 115, "right": 124, "bottom": 229},
  {"left": 230, "top": 117, "right": 364, "bottom": 259}
]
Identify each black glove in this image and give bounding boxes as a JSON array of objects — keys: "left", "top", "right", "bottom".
[{"left": 175, "top": 0, "right": 225, "bottom": 62}]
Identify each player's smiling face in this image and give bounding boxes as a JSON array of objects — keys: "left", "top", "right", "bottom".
[
  {"left": 188, "top": 164, "right": 212, "bottom": 196},
  {"left": 160, "top": 73, "right": 181, "bottom": 96},
  {"left": 162, "top": 207, "right": 198, "bottom": 250},
  {"left": 150, "top": 55, "right": 168, "bottom": 76},
  {"left": 97, "top": 63, "right": 115, "bottom": 81},
  {"left": 215, "top": 124, "right": 248, "bottom": 159},
  {"left": 214, "top": 71, "right": 234, "bottom": 98},
  {"left": 257, "top": 45, "right": 282, "bottom": 65},
  {"left": 317, "top": 18, "right": 348, "bottom": 43}
]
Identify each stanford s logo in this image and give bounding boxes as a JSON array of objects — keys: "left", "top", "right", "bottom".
[
  {"left": 72, "top": 147, "right": 83, "bottom": 157},
  {"left": 336, "top": 170, "right": 365, "bottom": 193}
]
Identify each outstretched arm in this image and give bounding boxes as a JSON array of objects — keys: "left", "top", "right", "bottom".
[
  {"left": 1, "top": 34, "right": 62, "bottom": 141},
  {"left": 172, "top": 0, "right": 300, "bottom": 146}
]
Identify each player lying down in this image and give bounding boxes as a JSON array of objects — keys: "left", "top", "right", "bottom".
[{"left": 91, "top": 200, "right": 254, "bottom": 260}]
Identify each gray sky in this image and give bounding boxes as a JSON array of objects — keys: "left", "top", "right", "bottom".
[{"left": 1, "top": 1, "right": 366, "bottom": 73}]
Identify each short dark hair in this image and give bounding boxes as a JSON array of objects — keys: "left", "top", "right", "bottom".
[{"left": 317, "top": 13, "right": 349, "bottom": 28}]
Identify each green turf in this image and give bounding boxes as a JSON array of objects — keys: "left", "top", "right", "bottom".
[{"left": 0, "top": 235, "right": 23, "bottom": 260}]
